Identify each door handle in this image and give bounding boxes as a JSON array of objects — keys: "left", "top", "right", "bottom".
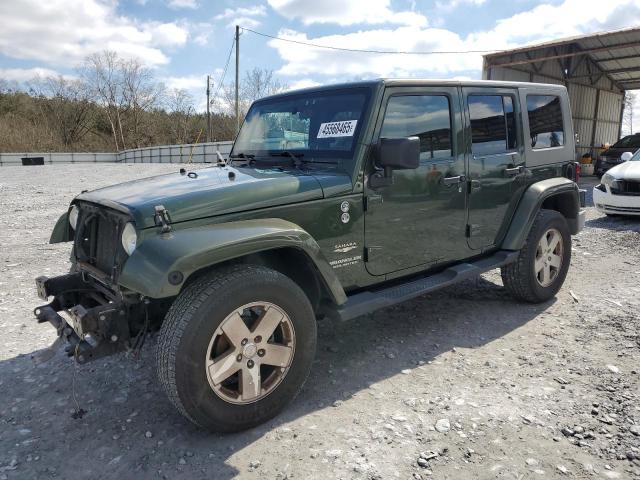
[
  {"left": 504, "top": 165, "right": 525, "bottom": 177},
  {"left": 442, "top": 174, "right": 466, "bottom": 186}
]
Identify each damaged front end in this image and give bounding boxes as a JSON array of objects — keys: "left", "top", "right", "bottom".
[
  {"left": 33, "top": 272, "right": 147, "bottom": 363},
  {"left": 34, "top": 201, "right": 163, "bottom": 363}
]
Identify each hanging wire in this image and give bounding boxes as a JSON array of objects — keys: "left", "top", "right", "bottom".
[
  {"left": 210, "top": 36, "right": 236, "bottom": 107},
  {"left": 241, "top": 27, "right": 499, "bottom": 55}
]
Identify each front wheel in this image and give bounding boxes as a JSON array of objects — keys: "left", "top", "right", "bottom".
[
  {"left": 501, "top": 209, "right": 571, "bottom": 303},
  {"left": 156, "top": 265, "right": 316, "bottom": 432}
]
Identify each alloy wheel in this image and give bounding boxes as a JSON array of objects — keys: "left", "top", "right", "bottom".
[
  {"left": 205, "top": 302, "right": 296, "bottom": 404},
  {"left": 534, "top": 227, "right": 564, "bottom": 287}
]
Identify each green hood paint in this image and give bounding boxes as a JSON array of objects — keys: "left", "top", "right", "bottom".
[{"left": 75, "top": 166, "right": 348, "bottom": 229}]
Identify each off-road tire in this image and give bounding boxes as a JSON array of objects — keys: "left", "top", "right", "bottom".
[
  {"left": 156, "top": 264, "right": 316, "bottom": 432},
  {"left": 501, "top": 209, "right": 571, "bottom": 303}
]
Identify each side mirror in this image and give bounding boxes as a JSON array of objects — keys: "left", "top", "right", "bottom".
[
  {"left": 369, "top": 137, "right": 420, "bottom": 187},
  {"left": 621, "top": 151, "right": 633, "bottom": 162}
]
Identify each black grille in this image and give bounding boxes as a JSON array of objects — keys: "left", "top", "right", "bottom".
[
  {"left": 74, "top": 203, "right": 128, "bottom": 280},
  {"left": 94, "top": 215, "right": 120, "bottom": 273},
  {"left": 612, "top": 180, "right": 640, "bottom": 196}
]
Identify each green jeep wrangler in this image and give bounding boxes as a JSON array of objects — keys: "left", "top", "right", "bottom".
[{"left": 34, "top": 79, "right": 585, "bottom": 432}]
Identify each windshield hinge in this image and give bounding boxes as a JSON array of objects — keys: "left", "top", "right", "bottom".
[
  {"left": 154, "top": 205, "right": 172, "bottom": 233},
  {"left": 363, "top": 195, "right": 382, "bottom": 211}
]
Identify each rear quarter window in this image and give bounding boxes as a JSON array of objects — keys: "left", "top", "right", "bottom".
[{"left": 526, "top": 95, "right": 565, "bottom": 149}]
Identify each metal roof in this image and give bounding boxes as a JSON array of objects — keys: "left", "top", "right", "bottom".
[{"left": 484, "top": 27, "right": 640, "bottom": 91}]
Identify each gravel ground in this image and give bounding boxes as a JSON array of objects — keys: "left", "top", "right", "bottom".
[{"left": 0, "top": 164, "right": 639, "bottom": 480}]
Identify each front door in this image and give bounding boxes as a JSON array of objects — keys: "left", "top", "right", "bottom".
[
  {"left": 364, "top": 87, "right": 468, "bottom": 276},
  {"left": 462, "top": 87, "right": 524, "bottom": 250}
]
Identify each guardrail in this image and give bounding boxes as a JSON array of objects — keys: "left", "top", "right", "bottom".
[{"left": 0, "top": 141, "right": 233, "bottom": 166}]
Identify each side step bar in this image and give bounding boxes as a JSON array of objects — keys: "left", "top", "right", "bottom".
[{"left": 336, "top": 250, "right": 518, "bottom": 321}]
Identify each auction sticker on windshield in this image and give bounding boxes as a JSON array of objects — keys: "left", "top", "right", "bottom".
[{"left": 317, "top": 120, "right": 358, "bottom": 138}]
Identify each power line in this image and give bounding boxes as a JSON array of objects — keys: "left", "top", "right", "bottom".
[
  {"left": 241, "top": 27, "right": 498, "bottom": 55},
  {"left": 210, "top": 36, "right": 235, "bottom": 107}
]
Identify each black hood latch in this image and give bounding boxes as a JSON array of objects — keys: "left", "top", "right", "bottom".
[{"left": 154, "top": 205, "right": 172, "bottom": 233}]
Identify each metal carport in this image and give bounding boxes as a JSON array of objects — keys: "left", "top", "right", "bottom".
[{"left": 482, "top": 27, "right": 640, "bottom": 160}]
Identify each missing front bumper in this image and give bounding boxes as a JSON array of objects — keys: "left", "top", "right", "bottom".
[{"left": 34, "top": 272, "right": 134, "bottom": 363}]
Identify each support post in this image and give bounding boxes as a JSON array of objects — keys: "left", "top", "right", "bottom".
[
  {"left": 235, "top": 25, "right": 240, "bottom": 134},
  {"left": 590, "top": 88, "right": 601, "bottom": 152},
  {"left": 618, "top": 91, "right": 626, "bottom": 139},
  {"left": 206, "top": 75, "right": 211, "bottom": 142}
]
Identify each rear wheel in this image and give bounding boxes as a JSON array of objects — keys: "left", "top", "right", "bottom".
[
  {"left": 156, "top": 264, "right": 316, "bottom": 432},
  {"left": 501, "top": 209, "right": 571, "bottom": 303}
]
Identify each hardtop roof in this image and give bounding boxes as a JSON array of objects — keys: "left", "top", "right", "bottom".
[{"left": 258, "top": 78, "right": 566, "bottom": 102}]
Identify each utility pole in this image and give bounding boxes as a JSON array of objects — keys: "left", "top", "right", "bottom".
[
  {"left": 206, "top": 74, "right": 211, "bottom": 142},
  {"left": 235, "top": 25, "right": 240, "bottom": 134}
]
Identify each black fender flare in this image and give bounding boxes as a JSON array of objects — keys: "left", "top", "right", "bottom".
[{"left": 502, "top": 177, "right": 583, "bottom": 251}]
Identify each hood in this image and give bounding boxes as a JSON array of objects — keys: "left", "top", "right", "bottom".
[
  {"left": 601, "top": 147, "right": 636, "bottom": 159},
  {"left": 75, "top": 166, "right": 345, "bottom": 229},
  {"left": 607, "top": 160, "right": 640, "bottom": 181}
]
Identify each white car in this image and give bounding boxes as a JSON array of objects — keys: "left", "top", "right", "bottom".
[{"left": 594, "top": 149, "right": 640, "bottom": 216}]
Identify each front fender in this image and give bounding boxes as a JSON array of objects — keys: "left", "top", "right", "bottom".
[
  {"left": 49, "top": 212, "right": 72, "bottom": 243},
  {"left": 502, "top": 177, "right": 582, "bottom": 251},
  {"left": 118, "top": 218, "right": 347, "bottom": 304}
]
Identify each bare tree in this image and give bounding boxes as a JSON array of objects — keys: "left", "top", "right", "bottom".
[
  {"left": 81, "top": 51, "right": 126, "bottom": 150},
  {"left": 81, "top": 51, "right": 165, "bottom": 150},
  {"left": 30, "top": 75, "right": 94, "bottom": 147},
  {"left": 166, "top": 88, "right": 196, "bottom": 144},
  {"left": 218, "top": 68, "right": 288, "bottom": 120},
  {"left": 121, "top": 58, "right": 164, "bottom": 148}
]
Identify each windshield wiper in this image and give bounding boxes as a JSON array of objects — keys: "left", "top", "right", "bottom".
[
  {"left": 228, "top": 152, "right": 255, "bottom": 166},
  {"left": 269, "top": 151, "right": 303, "bottom": 168}
]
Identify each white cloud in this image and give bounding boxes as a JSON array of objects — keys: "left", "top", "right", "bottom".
[
  {"left": 163, "top": 69, "right": 224, "bottom": 112},
  {"left": 0, "top": 0, "right": 189, "bottom": 68},
  {"left": 268, "top": 0, "right": 640, "bottom": 79},
  {"left": 216, "top": 6, "right": 267, "bottom": 20},
  {"left": 287, "top": 78, "right": 322, "bottom": 91},
  {"left": 167, "top": 0, "right": 198, "bottom": 9},
  {"left": 188, "top": 21, "right": 215, "bottom": 46},
  {"left": 215, "top": 5, "right": 267, "bottom": 29},
  {"left": 164, "top": 74, "right": 208, "bottom": 91},
  {"left": 149, "top": 22, "right": 189, "bottom": 47},
  {"left": 0, "top": 67, "right": 70, "bottom": 82},
  {"left": 267, "top": 0, "right": 427, "bottom": 27},
  {"left": 436, "top": 0, "right": 486, "bottom": 12},
  {"left": 269, "top": 27, "right": 477, "bottom": 77},
  {"left": 233, "top": 17, "right": 263, "bottom": 29}
]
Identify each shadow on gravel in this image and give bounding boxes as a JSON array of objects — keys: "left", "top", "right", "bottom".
[
  {"left": 585, "top": 215, "right": 640, "bottom": 232},
  {"left": 0, "top": 277, "right": 553, "bottom": 479}
]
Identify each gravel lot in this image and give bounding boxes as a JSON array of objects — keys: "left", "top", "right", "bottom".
[{"left": 0, "top": 164, "right": 639, "bottom": 480}]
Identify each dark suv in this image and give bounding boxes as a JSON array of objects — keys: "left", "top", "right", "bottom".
[
  {"left": 34, "top": 79, "right": 585, "bottom": 432},
  {"left": 595, "top": 133, "right": 640, "bottom": 176}
]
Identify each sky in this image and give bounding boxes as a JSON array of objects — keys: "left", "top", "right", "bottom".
[{"left": 0, "top": 0, "right": 639, "bottom": 125}]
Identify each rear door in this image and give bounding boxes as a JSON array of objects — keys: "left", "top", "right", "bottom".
[{"left": 463, "top": 87, "right": 524, "bottom": 250}]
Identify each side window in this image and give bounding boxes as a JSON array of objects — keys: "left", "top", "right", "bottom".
[
  {"left": 468, "top": 95, "right": 518, "bottom": 155},
  {"left": 380, "top": 95, "right": 452, "bottom": 160},
  {"left": 526, "top": 95, "right": 564, "bottom": 149}
]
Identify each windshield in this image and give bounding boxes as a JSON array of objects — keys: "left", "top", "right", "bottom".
[
  {"left": 630, "top": 149, "right": 640, "bottom": 161},
  {"left": 612, "top": 135, "right": 640, "bottom": 149},
  {"left": 232, "top": 88, "right": 371, "bottom": 159}
]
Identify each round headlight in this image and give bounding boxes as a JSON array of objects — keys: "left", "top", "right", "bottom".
[
  {"left": 121, "top": 223, "right": 137, "bottom": 255},
  {"left": 68, "top": 205, "right": 79, "bottom": 230}
]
